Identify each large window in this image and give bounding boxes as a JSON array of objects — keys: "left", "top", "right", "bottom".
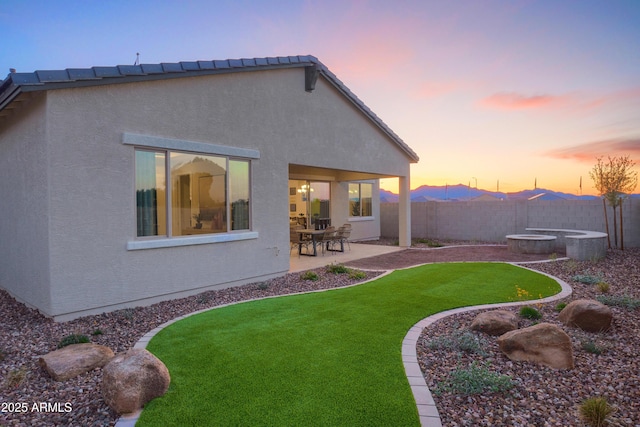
[
  {"left": 348, "top": 182, "right": 373, "bottom": 217},
  {"left": 136, "top": 149, "right": 250, "bottom": 237}
]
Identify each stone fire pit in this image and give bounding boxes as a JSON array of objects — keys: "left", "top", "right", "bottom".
[{"left": 506, "top": 234, "right": 556, "bottom": 254}]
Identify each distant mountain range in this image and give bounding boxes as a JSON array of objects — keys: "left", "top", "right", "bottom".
[{"left": 380, "top": 184, "right": 640, "bottom": 202}]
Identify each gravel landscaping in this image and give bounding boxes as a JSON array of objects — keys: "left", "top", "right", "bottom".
[
  {"left": 417, "top": 248, "right": 640, "bottom": 427},
  {"left": 0, "top": 268, "right": 383, "bottom": 427},
  {"left": 0, "top": 242, "right": 638, "bottom": 426}
]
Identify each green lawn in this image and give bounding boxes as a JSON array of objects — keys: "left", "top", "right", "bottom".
[{"left": 138, "top": 263, "right": 560, "bottom": 426}]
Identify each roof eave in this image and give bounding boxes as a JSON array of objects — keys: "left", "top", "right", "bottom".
[{"left": 0, "top": 55, "right": 419, "bottom": 162}]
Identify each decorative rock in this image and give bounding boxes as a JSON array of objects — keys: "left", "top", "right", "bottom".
[
  {"left": 39, "top": 343, "right": 115, "bottom": 381},
  {"left": 470, "top": 310, "right": 519, "bottom": 336},
  {"left": 102, "top": 348, "right": 170, "bottom": 414},
  {"left": 497, "top": 323, "right": 574, "bottom": 370},
  {"left": 558, "top": 299, "right": 612, "bottom": 332}
]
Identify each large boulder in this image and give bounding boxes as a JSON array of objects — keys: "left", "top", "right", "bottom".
[
  {"left": 470, "top": 310, "right": 519, "bottom": 336},
  {"left": 558, "top": 299, "right": 612, "bottom": 332},
  {"left": 102, "top": 348, "right": 170, "bottom": 414},
  {"left": 39, "top": 343, "right": 114, "bottom": 381},
  {"left": 497, "top": 323, "right": 574, "bottom": 370}
]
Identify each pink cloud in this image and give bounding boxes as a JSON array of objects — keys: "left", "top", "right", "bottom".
[
  {"left": 480, "top": 92, "right": 568, "bottom": 110},
  {"left": 414, "top": 81, "right": 460, "bottom": 99},
  {"left": 478, "top": 87, "right": 640, "bottom": 114},
  {"left": 545, "top": 139, "right": 640, "bottom": 163}
]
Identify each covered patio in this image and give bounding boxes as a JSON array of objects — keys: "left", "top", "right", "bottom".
[{"left": 289, "top": 241, "right": 405, "bottom": 273}]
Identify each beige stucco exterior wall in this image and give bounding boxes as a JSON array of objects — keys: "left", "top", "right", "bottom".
[
  {"left": 0, "top": 94, "right": 53, "bottom": 313},
  {"left": 0, "top": 67, "right": 412, "bottom": 320}
]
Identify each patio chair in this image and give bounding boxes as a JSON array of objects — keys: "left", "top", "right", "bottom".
[
  {"left": 314, "top": 226, "right": 335, "bottom": 255},
  {"left": 330, "top": 226, "right": 351, "bottom": 252},
  {"left": 290, "top": 229, "right": 313, "bottom": 256}
]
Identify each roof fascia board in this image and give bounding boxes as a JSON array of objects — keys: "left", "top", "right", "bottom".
[
  {"left": 13, "top": 63, "right": 308, "bottom": 93},
  {"left": 0, "top": 84, "right": 22, "bottom": 112},
  {"left": 0, "top": 54, "right": 418, "bottom": 162}
]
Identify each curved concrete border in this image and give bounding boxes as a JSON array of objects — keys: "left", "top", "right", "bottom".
[
  {"left": 116, "top": 255, "right": 572, "bottom": 427},
  {"left": 402, "top": 262, "right": 573, "bottom": 427}
]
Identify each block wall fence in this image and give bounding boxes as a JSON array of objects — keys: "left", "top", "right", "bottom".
[{"left": 380, "top": 199, "right": 640, "bottom": 248}]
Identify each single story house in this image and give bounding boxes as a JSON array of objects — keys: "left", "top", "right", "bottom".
[{"left": 0, "top": 55, "right": 418, "bottom": 321}]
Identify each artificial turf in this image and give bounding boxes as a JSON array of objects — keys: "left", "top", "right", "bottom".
[{"left": 138, "top": 262, "right": 560, "bottom": 426}]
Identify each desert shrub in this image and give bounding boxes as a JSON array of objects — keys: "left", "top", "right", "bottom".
[
  {"left": 434, "top": 362, "right": 514, "bottom": 396},
  {"left": 256, "top": 282, "right": 270, "bottom": 290},
  {"left": 596, "top": 295, "right": 640, "bottom": 310},
  {"left": 426, "top": 329, "right": 489, "bottom": 357},
  {"left": 91, "top": 329, "right": 103, "bottom": 336},
  {"left": 5, "top": 366, "right": 28, "bottom": 389},
  {"left": 57, "top": 334, "right": 90, "bottom": 349},
  {"left": 581, "top": 340, "right": 603, "bottom": 355},
  {"left": 326, "top": 263, "right": 349, "bottom": 274},
  {"left": 301, "top": 271, "right": 319, "bottom": 281},
  {"left": 579, "top": 397, "right": 614, "bottom": 427},
  {"left": 348, "top": 270, "right": 367, "bottom": 280},
  {"left": 562, "top": 260, "right": 579, "bottom": 273},
  {"left": 415, "top": 238, "right": 443, "bottom": 247},
  {"left": 519, "top": 306, "right": 542, "bottom": 320},
  {"left": 555, "top": 302, "right": 567, "bottom": 312},
  {"left": 596, "top": 282, "right": 610, "bottom": 293},
  {"left": 572, "top": 274, "right": 601, "bottom": 285}
]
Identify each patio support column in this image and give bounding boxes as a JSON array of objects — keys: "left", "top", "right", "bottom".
[{"left": 398, "top": 175, "right": 411, "bottom": 247}]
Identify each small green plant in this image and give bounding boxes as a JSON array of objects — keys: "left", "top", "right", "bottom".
[
  {"left": 562, "top": 259, "right": 579, "bottom": 273},
  {"left": 326, "top": 263, "right": 349, "bottom": 274},
  {"left": 57, "top": 334, "right": 90, "bottom": 349},
  {"left": 581, "top": 340, "right": 603, "bottom": 355},
  {"left": 579, "top": 396, "right": 614, "bottom": 427},
  {"left": 301, "top": 271, "right": 319, "bottom": 281},
  {"left": 596, "top": 295, "right": 640, "bottom": 310},
  {"left": 555, "top": 302, "right": 567, "bottom": 312},
  {"left": 434, "top": 361, "right": 515, "bottom": 396},
  {"left": 596, "top": 282, "right": 610, "bottom": 293},
  {"left": 256, "top": 282, "right": 270, "bottom": 291},
  {"left": 91, "top": 329, "right": 103, "bottom": 336},
  {"left": 5, "top": 367, "right": 28, "bottom": 389},
  {"left": 572, "top": 274, "right": 601, "bottom": 285},
  {"left": 426, "top": 329, "right": 489, "bottom": 357},
  {"left": 414, "top": 238, "right": 443, "bottom": 247},
  {"left": 519, "top": 306, "right": 542, "bottom": 320},
  {"left": 348, "top": 270, "right": 367, "bottom": 280}
]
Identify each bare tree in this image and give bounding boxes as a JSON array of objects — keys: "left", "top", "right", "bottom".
[{"left": 589, "top": 155, "right": 638, "bottom": 249}]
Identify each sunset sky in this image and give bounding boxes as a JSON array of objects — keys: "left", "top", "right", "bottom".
[{"left": 1, "top": 0, "right": 638, "bottom": 195}]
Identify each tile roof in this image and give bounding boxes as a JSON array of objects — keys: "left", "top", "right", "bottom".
[{"left": 0, "top": 55, "right": 418, "bottom": 161}]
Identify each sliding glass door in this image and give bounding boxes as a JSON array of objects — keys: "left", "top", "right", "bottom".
[{"left": 288, "top": 180, "right": 330, "bottom": 228}]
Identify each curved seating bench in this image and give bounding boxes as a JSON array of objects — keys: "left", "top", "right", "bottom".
[
  {"left": 525, "top": 228, "right": 608, "bottom": 261},
  {"left": 506, "top": 234, "right": 557, "bottom": 255}
]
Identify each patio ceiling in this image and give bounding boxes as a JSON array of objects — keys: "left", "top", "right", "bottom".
[{"left": 288, "top": 164, "right": 396, "bottom": 182}]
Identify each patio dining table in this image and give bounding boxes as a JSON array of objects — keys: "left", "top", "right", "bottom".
[{"left": 297, "top": 229, "right": 327, "bottom": 256}]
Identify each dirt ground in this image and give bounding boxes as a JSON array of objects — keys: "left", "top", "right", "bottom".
[{"left": 345, "top": 245, "right": 558, "bottom": 270}]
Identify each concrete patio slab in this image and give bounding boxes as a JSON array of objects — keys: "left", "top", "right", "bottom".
[{"left": 288, "top": 242, "right": 406, "bottom": 273}]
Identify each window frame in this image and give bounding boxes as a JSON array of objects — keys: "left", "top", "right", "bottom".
[
  {"left": 348, "top": 181, "right": 374, "bottom": 219},
  {"left": 124, "top": 133, "right": 259, "bottom": 250}
]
